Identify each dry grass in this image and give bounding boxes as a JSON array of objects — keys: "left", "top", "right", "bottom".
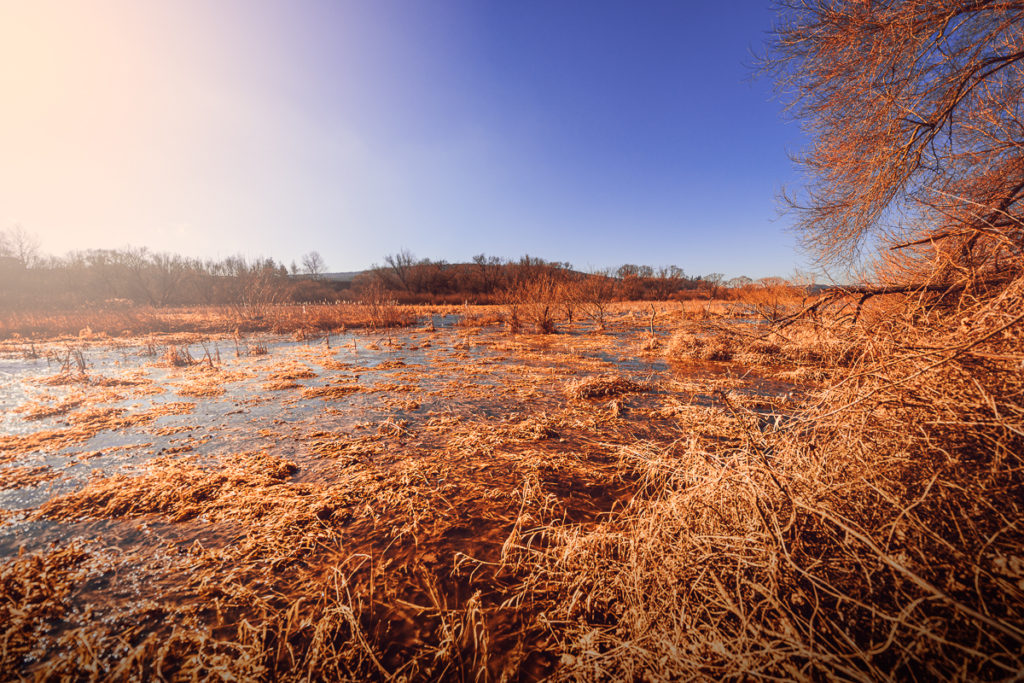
[
  {"left": 0, "top": 401, "right": 195, "bottom": 465},
  {"left": 1, "top": 289, "right": 1019, "bottom": 679},
  {"left": 171, "top": 365, "right": 254, "bottom": 398},
  {"left": 510, "top": 278, "right": 1024, "bottom": 679},
  {"left": 0, "top": 465, "right": 58, "bottom": 490},
  {"left": 565, "top": 374, "right": 649, "bottom": 400},
  {"left": 666, "top": 329, "right": 737, "bottom": 361},
  {"left": 301, "top": 383, "right": 363, "bottom": 401},
  {"left": 0, "top": 302, "right": 421, "bottom": 340}
]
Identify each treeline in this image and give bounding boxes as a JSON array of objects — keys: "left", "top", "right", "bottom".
[
  {"left": 0, "top": 227, "right": 786, "bottom": 311},
  {"left": 0, "top": 242, "right": 347, "bottom": 312},
  {"left": 358, "top": 250, "right": 744, "bottom": 304}
]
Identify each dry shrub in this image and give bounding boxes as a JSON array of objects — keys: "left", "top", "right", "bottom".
[
  {"left": 357, "top": 281, "right": 417, "bottom": 330},
  {"left": 666, "top": 329, "right": 736, "bottom": 361},
  {"left": 736, "top": 322, "right": 863, "bottom": 370},
  {"left": 514, "top": 276, "right": 1024, "bottom": 679},
  {"left": 565, "top": 374, "right": 648, "bottom": 400},
  {"left": 500, "top": 275, "right": 566, "bottom": 334},
  {"left": 455, "top": 309, "right": 503, "bottom": 328},
  {"left": 677, "top": 300, "right": 739, "bottom": 321},
  {"left": 161, "top": 345, "right": 203, "bottom": 367}
]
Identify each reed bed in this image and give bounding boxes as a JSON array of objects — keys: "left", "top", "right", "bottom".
[{"left": 0, "top": 302, "right": 421, "bottom": 340}]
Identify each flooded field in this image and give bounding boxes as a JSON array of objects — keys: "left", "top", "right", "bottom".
[{"left": 0, "top": 309, "right": 802, "bottom": 679}]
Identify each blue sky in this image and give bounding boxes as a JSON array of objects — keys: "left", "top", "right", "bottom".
[{"left": 1, "top": 1, "right": 806, "bottom": 278}]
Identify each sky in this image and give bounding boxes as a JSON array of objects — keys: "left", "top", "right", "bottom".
[{"left": 0, "top": 1, "right": 806, "bottom": 279}]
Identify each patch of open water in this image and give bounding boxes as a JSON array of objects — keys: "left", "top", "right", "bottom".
[{"left": 0, "top": 322, "right": 803, "bottom": 559}]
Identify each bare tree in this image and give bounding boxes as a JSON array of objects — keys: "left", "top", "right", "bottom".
[
  {"left": 471, "top": 253, "right": 504, "bottom": 293},
  {"left": 384, "top": 249, "right": 416, "bottom": 292},
  {"left": 301, "top": 251, "right": 327, "bottom": 279},
  {"left": 221, "top": 255, "right": 287, "bottom": 320},
  {"left": 650, "top": 265, "right": 686, "bottom": 299},
  {"left": 2, "top": 225, "right": 41, "bottom": 267},
  {"left": 727, "top": 276, "right": 753, "bottom": 289},
  {"left": 767, "top": 1, "right": 1024, "bottom": 284},
  {"left": 120, "top": 248, "right": 189, "bottom": 306},
  {"left": 578, "top": 269, "right": 618, "bottom": 329},
  {"left": 702, "top": 272, "right": 725, "bottom": 299}
]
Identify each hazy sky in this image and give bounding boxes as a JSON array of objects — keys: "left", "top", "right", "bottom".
[{"left": 1, "top": 1, "right": 805, "bottom": 278}]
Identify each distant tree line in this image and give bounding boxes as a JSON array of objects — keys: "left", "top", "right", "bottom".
[
  {"left": 0, "top": 228, "right": 343, "bottom": 311},
  {"left": 357, "top": 250, "right": 748, "bottom": 304},
  {"left": 0, "top": 227, "right": 788, "bottom": 310}
]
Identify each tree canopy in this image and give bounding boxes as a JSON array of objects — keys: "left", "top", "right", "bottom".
[{"left": 768, "top": 0, "right": 1024, "bottom": 284}]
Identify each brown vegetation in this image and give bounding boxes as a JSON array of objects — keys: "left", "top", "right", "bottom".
[
  {"left": 4, "top": 315, "right": 762, "bottom": 679},
  {"left": 565, "top": 374, "right": 649, "bottom": 400},
  {"left": 2, "top": 1, "right": 1021, "bottom": 679}
]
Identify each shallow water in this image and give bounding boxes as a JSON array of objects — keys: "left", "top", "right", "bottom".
[{"left": 0, "top": 320, "right": 800, "bottom": 560}]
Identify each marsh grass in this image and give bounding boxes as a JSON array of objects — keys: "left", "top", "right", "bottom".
[
  {"left": 0, "top": 301, "right": 419, "bottom": 340},
  {"left": 565, "top": 374, "right": 649, "bottom": 400},
  {"left": 511, "top": 278, "right": 1024, "bottom": 679},
  {"left": 1, "top": 288, "right": 1019, "bottom": 680}
]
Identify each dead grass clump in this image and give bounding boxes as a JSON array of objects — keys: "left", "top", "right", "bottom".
[
  {"left": 37, "top": 372, "right": 87, "bottom": 386},
  {"left": 665, "top": 329, "right": 735, "bottom": 361},
  {"left": 262, "top": 379, "right": 300, "bottom": 391},
  {"left": 456, "top": 310, "right": 503, "bottom": 327},
  {"left": 565, "top": 374, "right": 648, "bottom": 400},
  {"left": 0, "top": 402, "right": 195, "bottom": 462},
  {"left": 750, "top": 323, "right": 861, "bottom": 369},
  {"left": 16, "top": 395, "right": 87, "bottom": 421},
  {"left": 87, "top": 373, "right": 152, "bottom": 388},
  {"left": 161, "top": 346, "right": 194, "bottom": 367},
  {"left": 171, "top": 365, "right": 252, "bottom": 398},
  {"left": 376, "top": 417, "right": 410, "bottom": 437},
  {"left": 507, "top": 416, "right": 560, "bottom": 441},
  {"left": 39, "top": 452, "right": 299, "bottom": 523},
  {"left": 0, "top": 544, "right": 91, "bottom": 668},
  {"left": 173, "top": 370, "right": 227, "bottom": 397},
  {"left": 635, "top": 333, "right": 660, "bottom": 352},
  {"left": 305, "top": 431, "right": 382, "bottom": 460},
  {"left": 0, "top": 465, "right": 58, "bottom": 490},
  {"left": 301, "top": 384, "right": 362, "bottom": 401},
  {"left": 266, "top": 362, "right": 317, "bottom": 382}
]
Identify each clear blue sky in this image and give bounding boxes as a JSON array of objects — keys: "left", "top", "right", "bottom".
[{"left": 1, "top": 0, "right": 806, "bottom": 279}]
